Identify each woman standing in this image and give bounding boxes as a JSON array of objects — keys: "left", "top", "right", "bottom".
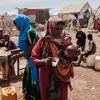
[
  {"left": 31, "top": 16, "right": 73, "bottom": 100},
  {"left": 13, "top": 14, "right": 40, "bottom": 100}
]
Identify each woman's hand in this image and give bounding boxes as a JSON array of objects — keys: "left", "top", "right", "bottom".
[
  {"left": 36, "top": 57, "right": 53, "bottom": 67},
  {"left": 36, "top": 57, "right": 59, "bottom": 67},
  {"left": 42, "top": 57, "right": 53, "bottom": 66}
]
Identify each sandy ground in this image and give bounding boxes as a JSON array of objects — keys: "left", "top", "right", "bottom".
[{"left": 0, "top": 28, "right": 100, "bottom": 100}]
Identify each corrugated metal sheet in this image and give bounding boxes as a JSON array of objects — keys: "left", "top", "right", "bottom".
[{"left": 26, "top": 9, "right": 37, "bottom": 15}]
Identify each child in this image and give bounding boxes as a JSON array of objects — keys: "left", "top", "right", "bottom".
[
  {"left": 3, "top": 34, "right": 17, "bottom": 51},
  {"left": 49, "top": 45, "right": 79, "bottom": 91},
  {"left": 2, "top": 34, "right": 17, "bottom": 78}
]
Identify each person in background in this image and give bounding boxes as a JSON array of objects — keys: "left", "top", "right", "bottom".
[
  {"left": 2, "top": 34, "right": 17, "bottom": 78},
  {"left": 76, "top": 28, "right": 86, "bottom": 51},
  {"left": 36, "top": 24, "right": 46, "bottom": 38},
  {"left": 31, "top": 16, "right": 74, "bottom": 100},
  {"left": 3, "top": 34, "right": 17, "bottom": 50},
  {"left": 13, "top": 14, "right": 40, "bottom": 100},
  {"left": 0, "top": 28, "right": 4, "bottom": 47},
  {"left": 75, "top": 33, "right": 96, "bottom": 66},
  {"left": 0, "top": 47, "right": 9, "bottom": 81},
  {"left": 0, "top": 29, "right": 9, "bottom": 81}
]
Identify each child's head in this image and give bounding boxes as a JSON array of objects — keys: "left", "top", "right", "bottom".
[
  {"left": 64, "top": 45, "right": 79, "bottom": 59},
  {"left": 3, "top": 34, "right": 10, "bottom": 42},
  {"left": 58, "top": 45, "right": 79, "bottom": 62},
  {"left": 87, "top": 33, "right": 93, "bottom": 40}
]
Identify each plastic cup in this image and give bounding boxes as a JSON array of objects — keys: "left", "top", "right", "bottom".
[{"left": 52, "top": 57, "right": 59, "bottom": 67}]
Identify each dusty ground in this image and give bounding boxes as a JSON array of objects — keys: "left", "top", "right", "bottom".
[{"left": 0, "top": 28, "right": 100, "bottom": 100}]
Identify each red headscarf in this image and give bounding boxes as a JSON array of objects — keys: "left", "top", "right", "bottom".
[
  {"left": 46, "top": 16, "right": 72, "bottom": 46},
  {"left": 46, "top": 16, "right": 63, "bottom": 35}
]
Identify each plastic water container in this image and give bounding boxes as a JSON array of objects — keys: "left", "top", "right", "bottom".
[
  {"left": 1, "top": 86, "right": 17, "bottom": 100},
  {"left": 94, "top": 56, "right": 100, "bottom": 71},
  {"left": 86, "top": 55, "right": 95, "bottom": 67}
]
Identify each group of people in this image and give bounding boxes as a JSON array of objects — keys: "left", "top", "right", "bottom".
[
  {"left": 0, "top": 29, "right": 17, "bottom": 80},
  {"left": 0, "top": 13, "right": 96, "bottom": 100},
  {"left": 12, "top": 14, "right": 81, "bottom": 100},
  {"left": 75, "top": 29, "right": 96, "bottom": 66}
]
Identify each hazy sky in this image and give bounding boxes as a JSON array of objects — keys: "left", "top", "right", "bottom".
[{"left": 0, "top": 0, "right": 100, "bottom": 14}]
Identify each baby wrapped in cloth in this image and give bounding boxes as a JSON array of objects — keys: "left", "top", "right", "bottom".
[{"left": 49, "top": 45, "right": 79, "bottom": 91}]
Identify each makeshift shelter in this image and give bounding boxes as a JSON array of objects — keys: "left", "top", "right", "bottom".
[
  {"left": 17, "top": 8, "right": 50, "bottom": 25},
  {"left": 93, "top": 6, "right": 100, "bottom": 31},
  {"left": 59, "top": 2, "right": 92, "bottom": 27},
  {"left": 61, "top": 14, "right": 79, "bottom": 30},
  {"left": 94, "top": 6, "right": 100, "bottom": 18}
]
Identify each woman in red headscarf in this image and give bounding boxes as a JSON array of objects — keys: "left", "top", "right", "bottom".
[{"left": 31, "top": 16, "right": 73, "bottom": 100}]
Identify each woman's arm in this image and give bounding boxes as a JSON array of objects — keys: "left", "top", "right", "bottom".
[{"left": 31, "top": 38, "right": 52, "bottom": 68}]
